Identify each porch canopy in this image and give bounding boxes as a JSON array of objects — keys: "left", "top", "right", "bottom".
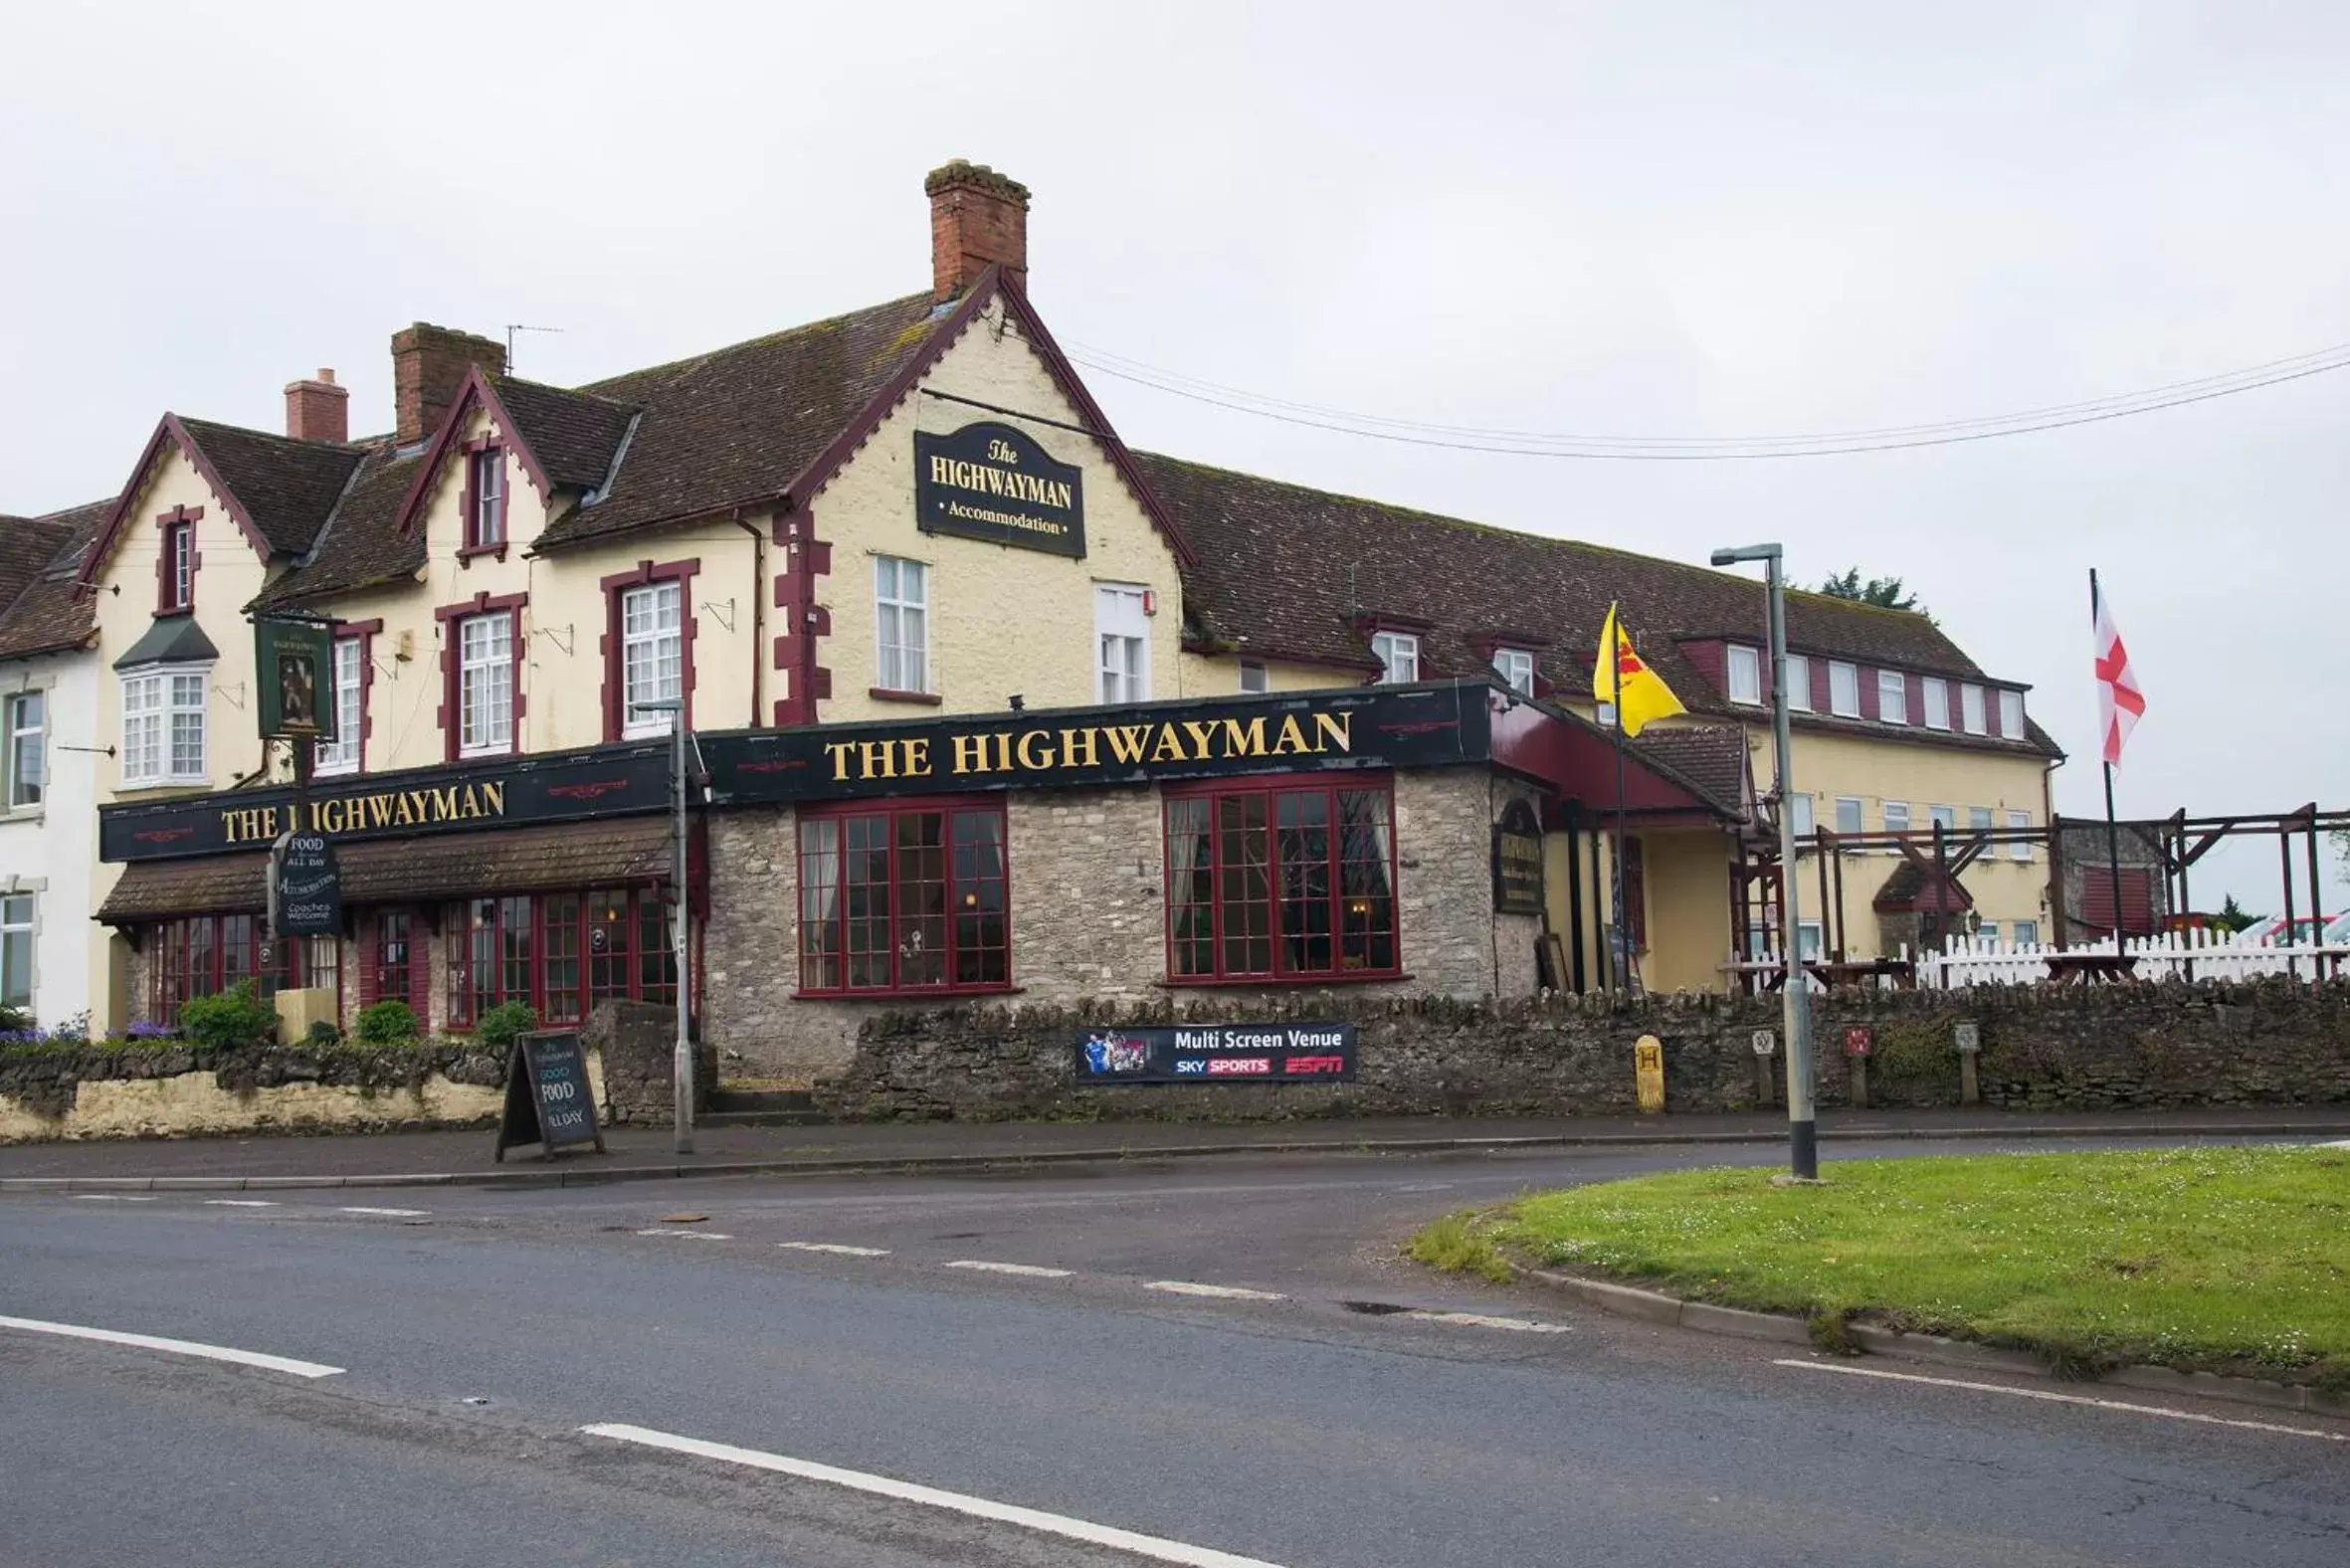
[
  {"left": 98, "top": 818, "right": 677, "bottom": 923},
  {"left": 1490, "top": 698, "right": 1751, "bottom": 827}
]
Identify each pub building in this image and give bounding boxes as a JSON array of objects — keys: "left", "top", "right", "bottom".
[{"left": 70, "top": 158, "right": 2054, "bottom": 1078}]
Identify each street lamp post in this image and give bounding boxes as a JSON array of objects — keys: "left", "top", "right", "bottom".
[
  {"left": 632, "top": 697, "right": 693, "bottom": 1156},
  {"left": 1710, "top": 543, "right": 1818, "bottom": 1180}
]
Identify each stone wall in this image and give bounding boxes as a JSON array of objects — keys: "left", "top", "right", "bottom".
[
  {"left": 585, "top": 999, "right": 714, "bottom": 1124},
  {"left": 810, "top": 977, "right": 2350, "bottom": 1122},
  {"left": 702, "top": 766, "right": 1544, "bottom": 1082},
  {"left": 0, "top": 1038, "right": 600, "bottom": 1143}
]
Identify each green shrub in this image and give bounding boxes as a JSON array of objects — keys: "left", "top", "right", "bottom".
[
  {"left": 0, "top": 1002, "right": 30, "bottom": 1033},
  {"left": 473, "top": 1001, "right": 539, "bottom": 1055},
  {"left": 304, "top": 1019, "right": 343, "bottom": 1048},
  {"left": 177, "top": 981, "right": 279, "bottom": 1053},
  {"left": 355, "top": 1000, "right": 420, "bottom": 1045}
]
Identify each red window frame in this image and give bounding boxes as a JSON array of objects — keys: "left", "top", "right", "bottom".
[
  {"left": 440, "top": 887, "right": 680, "bottom": 1029},
  {"left": 599, "top": 557, "right": 700, "bottom": 742},
  {"left": 795, "top": 798, "right": 1010, "bottom": 999},
  {"left": 146, "top": 915, "right": 340, "bottom": 1028},
  {"left": 153, "top": 505, "right": 202, "bottom": 614},
  {"left": 434, "top": 591, "right": 527, "bottom": 764},
  {"left": 1161, "top": 775, "right": 1401, "bottom": 984}
]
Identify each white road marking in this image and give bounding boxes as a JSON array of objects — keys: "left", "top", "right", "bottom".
[
  {"left": 1398, "top": 1310, "right": 1572, "bottom": 1334},
  {"left": 581, "top": 1423, "right": 1288, "bottom": 1567},
  {"left": 636, "top": 1228, "right": 734, "bottom": 1241},
  {"left": 1772, "top": 1359, "right": 2350, "bottom": 1442},
  {"left": 1144, "top": 1280, "right": 1286, "bottom": 1301},
  {"left": 777, "top": 1242, "right": 891, "bottom": 1257},
  {"left": 71, "top": 1194, "right": 155, "bottom": 1202},
  {"left": 2319, "top": 1139, "right": 2350, "bottom": 1149},
  {"left": 0, "top": 1314, "right": 344, "bottom": 1379},
  {"left": 942, "top": 1260, "right": 1072, "bottom": 1278},
  {"left": 338, "top": 1206, "right": 429, "bottom": 1218},
  {"left": 203, "top": 1199, "right": 279, "bottom": 1208}
]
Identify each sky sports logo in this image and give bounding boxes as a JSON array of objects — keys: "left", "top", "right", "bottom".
[{"left": 1171, "top": 1058, "right": 1274, "bottom": 1076}]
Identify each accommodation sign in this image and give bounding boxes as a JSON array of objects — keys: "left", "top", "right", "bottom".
[
  {"left": 100, "top": 744, "right": 674, "bottom": 863},
  {"left": 1491, "top": 798, "right": 1544, "bottom": 915},
  {"left": 914, "top": 421, "right": 1085, "bottom": 558},
  {"left": 704, "top": 685, "right": 1495, "bottom": 805}
]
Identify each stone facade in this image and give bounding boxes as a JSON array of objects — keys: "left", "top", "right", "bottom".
[
  {"left": 700, "top": 764, "right": 1546, "bottom": 1081},
  {"left": 584, "top": 998, "right": 713, "bottom": 1124},
  {"left": 810, "top": 976, "right": 2350, "bottom": 1122}
]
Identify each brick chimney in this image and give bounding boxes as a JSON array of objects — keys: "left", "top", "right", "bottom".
[
  {"left": 390, "top": 323, "right": 507, "bottom": 447},
  {"left": 284, "top": 368, "right": 350, "bottom": 445},
  {"left": 926, "top": 160, "right": 1030, "bottom": 301}
]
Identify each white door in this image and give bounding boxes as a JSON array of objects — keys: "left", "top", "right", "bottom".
[{"left": 1095, "top": 584, "right": 1149, "bottom": 703}]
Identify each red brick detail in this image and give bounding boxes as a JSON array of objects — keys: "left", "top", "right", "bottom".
[
  {"left": 926, "top": 160, "right": 1030, "bottom": 301},
  {"left": 598, "top": 557, "right": 701, "bottom": 742},
  {"left": 284, "top": 371, "right": 350, "bottom": 444},
  {"left": 434, "top": 590, "right": 528, "bottom": 763},
  {"left": 392, "top": 323, "right": 506, "bottom": 448}
]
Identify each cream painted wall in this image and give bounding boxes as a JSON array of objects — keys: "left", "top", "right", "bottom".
[
  {"left": 1177, "top": 652, "right": 1372, "bottom": 696},
  {"left": 1641, "top": 828, "right": 1736, "bottom": 993},
  {"left": 1770, "top": 728, "right": 2053, "bottom": 955},
  {"left": 811, "top": 297, "right": 1190, "bottom": 722}
]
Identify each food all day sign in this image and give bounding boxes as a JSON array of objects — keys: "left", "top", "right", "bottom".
[
  {"left": 268, "top": 832, "right": 340, "bottom": 937},
  {"left": 1075, "top": 1023, "right": 1357, "bottom": 1084},
  {"left": 914, "top": 421, "right": 1085, "bottom": 558}
]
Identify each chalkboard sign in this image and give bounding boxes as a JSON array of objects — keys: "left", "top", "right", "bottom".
[
  {"left": 492, "top": 1029, "right": 607, "bottom": 1162},
  {"left": 269, "top": 832, "right": 341, "bottom": 937},
  {"left": 1075, "top": 1022, "right": 1357, "bottom": 1084}
]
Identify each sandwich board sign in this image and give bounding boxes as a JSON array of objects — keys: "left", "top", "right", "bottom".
[{"left": 492, "top": 1028, "right": 607, "bottom": 1162}]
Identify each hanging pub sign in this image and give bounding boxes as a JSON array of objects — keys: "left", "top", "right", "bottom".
[
  {"left": 1492, "top": 797, "right": 1544, "bottom": 915},
  {"left": 914, "top": 421, "right": 1085, "bottom": 558},
  {"left": 254, "top": 617, "right": 336, "bottom": 742},
  {"left": 1075, "top": 1023, "right": 1357, "bottom": 1084},
  {"left": 267, "top": 831, "right": 341, "bottom": 937},
  {"left": 493, "top": 1028, "right": 607, "bottom": 1161}
]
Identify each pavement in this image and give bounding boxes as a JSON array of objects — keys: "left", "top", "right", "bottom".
[
  {"left": 3, "top": 1103, "right": 2348, "bottom": 1188},
  {"left": 5, "top": 1136, "right": 2346, "bottom": 1567}
]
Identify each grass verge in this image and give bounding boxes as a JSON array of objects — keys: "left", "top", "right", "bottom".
[{"left": 1411, "top": 1145, "right": 2350, "bottom": 1386}]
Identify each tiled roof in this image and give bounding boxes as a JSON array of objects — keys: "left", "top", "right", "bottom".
[
  {"left": 0, "top": 499, "right": 107, "bottom": 660},
  {"left": 1132, "top": 453, "right": 2057, "bottom": 759},
  {"left": 493, "top": 377, "right": 638, "bottom": 490},
  {"left": 176, "top": 418, "right": 364, "bottom": 554},
  {"left": 245, "top": 447, "right": 424, "bottom": 611},
  {"left": 1625, "top": 723, "right": 1753, "bottom": 815},
  {"left": 539, "top": 292, "right": 943, "bottom": 546},
  {"left": 98, "top": 817, "right": 675, "bottom": 919},
  {"left": 0, "top": 515, "right": 69, "bottom": 614}
]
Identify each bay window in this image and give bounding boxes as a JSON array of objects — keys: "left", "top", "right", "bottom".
[
  {"left": 441, "top": 887, "right": 678, "bottom": 1027},
  {"left": 797, "top": 801, "right": 1009, "bottom": 995},
  {"left": 145, "top": 915, "right": 337, "bottom": 1027},
  {"left": 1164, "top": 779, "right": 1398, "bottom": 982},
  {"left": 120, "top": 665, "right": 207, "bottom": 787}
]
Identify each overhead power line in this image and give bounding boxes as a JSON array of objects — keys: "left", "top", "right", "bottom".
[{"left": 1062, "top": 338, "right": 2350, "bottom": 461}]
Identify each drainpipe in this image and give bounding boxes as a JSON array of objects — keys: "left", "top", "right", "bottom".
[{"left": 729, "top": 510, "right": 766, "bottom": 726}]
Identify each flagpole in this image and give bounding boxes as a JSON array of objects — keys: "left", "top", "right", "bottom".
[
  {"left": 1610, "top": 607, "right": 1628, "bottom": 993},
  {"left": 2092, "top": 569, "right": 2125, "bottom": 946}
]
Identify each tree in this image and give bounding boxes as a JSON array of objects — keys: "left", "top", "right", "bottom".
[
  {"left": 1819, "top": 568, "right": 1923, "bottom": 614},
  {"left": 2211, "top": 894, "right": 2263, "bottom": 935}
]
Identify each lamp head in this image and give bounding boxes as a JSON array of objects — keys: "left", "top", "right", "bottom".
[{"left": 1710, "top": 543, "right": 1783, "bottom": 567}]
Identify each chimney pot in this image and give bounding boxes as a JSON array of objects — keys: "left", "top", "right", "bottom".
[
  {"left": 285, "top": 367, "right": 351, "bottom": 445},
  {"left": 925, "top": 159, "right": 1030, "bottom": 302},
  {"left": 390, "top": 323, "right": 507, "bottom": 447}
]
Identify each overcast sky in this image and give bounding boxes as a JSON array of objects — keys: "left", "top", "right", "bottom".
[{"left": 3, "top": 2, "right": 2342, "bottom": 910}]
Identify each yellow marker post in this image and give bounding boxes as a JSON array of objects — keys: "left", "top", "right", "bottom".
[{"left": 1634, "top": 1034, "right": 1665, "bottom": 1113}]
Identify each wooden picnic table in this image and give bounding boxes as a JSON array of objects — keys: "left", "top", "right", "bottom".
[{"left": 2043, "top": 951, "right": 2139, "bottom": 984}]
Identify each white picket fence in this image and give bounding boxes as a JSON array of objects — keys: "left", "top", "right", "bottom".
[
  {"left": 1725, "top": 928, "right": 2349, "bottom": 992},
  {"left": 1910, "top": 928, "right": 2349, "bottom": 988}
]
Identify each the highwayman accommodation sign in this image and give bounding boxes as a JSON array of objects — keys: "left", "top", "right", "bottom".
[
  {"left": 703, "top": 682, "right": 1498, "bottom": 806},
  {"left": 1491, "top": 797, "right": 1544, "bottom": 915},
  {"left": 913, "top": 421, "right": 1085, "bottom": 558},
  {"left": 100, "top": 741, "right": 675, "bottom": 863},
  {"left": 268, "top": 832, "right": 341, "bottom": 936},
  {"left": 1076, "top": 1023, "right": 1358, "bottom": 1084}
]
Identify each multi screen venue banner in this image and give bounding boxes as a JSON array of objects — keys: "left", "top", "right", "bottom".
[{"left": 1075, "top": 1023, "right": 1359, "bottom": 1084}]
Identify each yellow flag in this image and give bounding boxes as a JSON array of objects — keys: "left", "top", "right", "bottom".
[{"left": 1592, "top": 602, "right": 1685, "bottom": 738}]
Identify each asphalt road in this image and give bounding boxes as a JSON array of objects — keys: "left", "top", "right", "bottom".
[{"left": 4, "top": 1137, "right": 2345, "bottom": 1567}]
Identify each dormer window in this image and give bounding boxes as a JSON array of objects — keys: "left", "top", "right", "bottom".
[
  {"left": 1491, "top": 647, "right": 1536, "bottom": 696},
  {"left": 1725, "top": 645, "right": 1762, "bottom": 705},
  {"left": 1371, "top": 631, "right": 1419, "bottom": 686},
  {"left": 168, "top": 522, "right": 193, "bottom": 609},
  {"left": 466, "top": 448, "right": 506, "bottom": 553}
]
